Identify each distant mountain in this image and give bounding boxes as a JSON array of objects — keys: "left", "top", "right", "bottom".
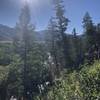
[
  {"left": 0, "top": 24, "right": 15, "bottom": 41},
  {"left": 0, "top": 24, "right": 47, "bottom": 42},
  {"left": 35, "top": 30, "right": 47, "bottom": 41},
  {"left": 0, "top": 24, "right": 82, "bottom": 43}
]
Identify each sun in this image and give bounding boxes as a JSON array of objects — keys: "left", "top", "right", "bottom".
[
  {"left": 23, "top": 0, "right": 30, "bottom": 3},
  {"left": 20, "top": 0, "right": 40, "bottom": 8},
  {"left": 22, "top": 0, "right": 38, "bottom": 5}
]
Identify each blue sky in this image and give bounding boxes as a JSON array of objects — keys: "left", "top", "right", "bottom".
[{"left": 0, "top": 0, "right": 100, "bottom": 33}]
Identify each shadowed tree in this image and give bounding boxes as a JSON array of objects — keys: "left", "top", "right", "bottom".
[
  {"left": 46, "top": 17, "right": 62, "bottom": 77},
  {"left": 82, "top": 12, "right": 96, "bottom": 50},
  {"left": 54, "top": 0, "right": 71, "bottom": 68}
]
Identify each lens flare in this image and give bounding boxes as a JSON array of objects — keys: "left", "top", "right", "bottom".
[
  {"left": 21, "top": 0, "right": 38, "bottom": 5},
  {"left": 23, "top": 0, "right": 30, "bottom": 3}
]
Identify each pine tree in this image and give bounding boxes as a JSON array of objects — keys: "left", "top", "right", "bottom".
[
  {"left": 46, "top": 17, "right": 62, "bottom": 77},
  {"left": 71, "top": 28, "right": 83, "bottom": 67},
  {"left": 96, "top": 23, "right": 100, "bottom": 46},
  {"left": 13, "top": 2, "right": 50, "bottom": 99},
  {"left": 7, "top": 54, "right": 23, "bottom": 99},
  {"left": 71, "top": 28, "right": 79, "bottom": 66},
  {"left": 54, "top": 0, "right": 71, "bottom": 68},
  {"left": 14, "top": 2, "right": 35, "bottom": 99},
  {"left": 82, "top": 12, "right": 96, "bottom": 50}
]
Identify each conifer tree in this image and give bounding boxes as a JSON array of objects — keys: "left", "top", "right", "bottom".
[
  {"left": 13, "top": 2, "right": 50, "bottom": 99},
  {"left": 83, "top": 12, "right": 96, "bottom": 50},
  {"left": 96, "top": 23, "right": 100, "bottom": 46},
  {"left": 46, "top": 17, "right": 62, "bottom": 76},
  {"left": 71, "top": 28, "right": 79, "bottom": 66},
  {"left": 14, "top": 2, "right": 35, "bottom": 99},
  {"left": 54, "top": 0, "right": 71, "bottom": 68},
  {"left": 72, "top": 28, "right": 83, "bottom": 67}
]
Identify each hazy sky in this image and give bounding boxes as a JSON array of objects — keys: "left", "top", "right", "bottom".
[{"left": 0, "top": 0, "right": 100, "bottom": 33}]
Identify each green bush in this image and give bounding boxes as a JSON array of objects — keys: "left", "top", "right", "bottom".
[{"left": 38, "top": 61, "right": 100, "bottom": 100}]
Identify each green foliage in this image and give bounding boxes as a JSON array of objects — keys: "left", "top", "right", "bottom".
[
  {"left": 80, "top": 61, "right": 100, "bottom": 100},
  {"left": 0, "top": 1, "right": 100, "bottom": 100},
  {"left": 0, "top": 65, "right": 9, "bottom": 85},
  {"left": 53, "top": 0, "right": 71, "bottom": 68},
  {"left": 82, "top": 12, "right": 97, "bottom": 49},
  {"left": 70, "top": 28, "right": 83, "bottom": 67},
  {"left": 25, "top": 43, "right": 49, "bottom": 86},
  {"left": 46, "top": 17, "right": 64, "bottom": 76},
  {"left": 7, "top": 54, "right": 23, "bottom": 98},
  {"left": 39, "top": 61, "right": 100, "bottom": 100},
  {"left": 0, "top": 43, "right": 12, "bottom": 65},
  {"left": 96, "top": 23, "right": 100, "bottom": 46}
]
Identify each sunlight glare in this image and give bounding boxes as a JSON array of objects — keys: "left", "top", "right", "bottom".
[
  {"left": 22, "top": 0, "right": 37, "bottom": 4},
  {"left": 22, "top": 0, "right": 30, "bottom": 3}
]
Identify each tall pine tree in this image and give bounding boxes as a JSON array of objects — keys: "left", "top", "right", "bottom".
[
  {"left": 14, "top": 2, "right": 35, "bottom": 99},
  {"left": 83, "top": 12, "right": 96, "bottom": 50},
  {"left": 46, "top": 17, "right": 62, "bottom": 77},
  {"left": 13, "top": 2, "right": 50, "bottom": 99},
  {"left": 54, "top": 0, "right": 71, "bottom": 68}
]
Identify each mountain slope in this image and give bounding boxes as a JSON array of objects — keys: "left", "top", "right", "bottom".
[
  {"left": 0, "top": 24, "right": 46, "bottom": 42},
  {"left": 0, "top": 24, "right": 15, "bottom": 41}
]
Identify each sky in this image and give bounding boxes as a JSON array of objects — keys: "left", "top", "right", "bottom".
[{"left": 0, "top": 0, "right": 100, "bottom": 33}]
